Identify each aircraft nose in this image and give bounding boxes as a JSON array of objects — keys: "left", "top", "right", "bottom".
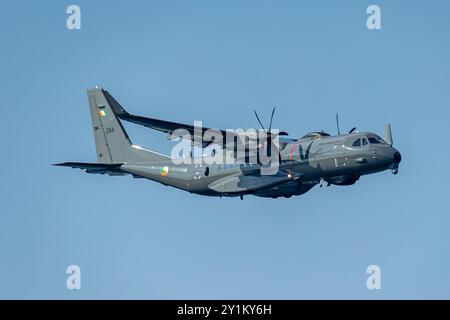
[{"left": 393, "top": 151, "right": 402, "bottom": 164}]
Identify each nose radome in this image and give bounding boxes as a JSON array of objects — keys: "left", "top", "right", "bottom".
[{"left": 394, "top": 151, "right": 402, "bottom": 163}]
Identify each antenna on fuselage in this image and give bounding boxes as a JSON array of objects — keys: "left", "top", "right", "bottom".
[{"left": 336, "top": 113, "right": 341, "bottom": 136}]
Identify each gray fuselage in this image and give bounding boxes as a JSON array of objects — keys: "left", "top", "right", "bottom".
[{"left": 120, "top": 131, "right": 401, "bottom": 198}]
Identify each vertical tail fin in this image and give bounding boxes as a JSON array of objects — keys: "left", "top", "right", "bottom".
[
  {"left": 88, "top": 88, "right": 133, "bottom": 163},
  {"left": 87, "top": 88, "right": 169, "bottom": 163}
]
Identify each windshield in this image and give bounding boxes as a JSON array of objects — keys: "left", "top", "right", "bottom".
[
  {"left": 352, "top": 139, "right": 361, "bottom": 147},
  {"left": 351, "top": 135, "right": 386, "bottom": 147},
  {"left": 368, "top": 135, "right": 386, "bottom": 144}
]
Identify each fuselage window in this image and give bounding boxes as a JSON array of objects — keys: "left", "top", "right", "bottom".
[
  {"left": 352, "top": 139, "right": 361, "bottom": 147},
  {"left": 205, "top": 167, "right": 209, "bottom": 176}
]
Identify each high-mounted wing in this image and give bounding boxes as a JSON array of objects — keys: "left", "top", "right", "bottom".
[
  {"left": 104, "top": 90, "right": 292, "bottom": 150},
  {"left": 105, "top": 90, "right": 224, "bottom": 147}
]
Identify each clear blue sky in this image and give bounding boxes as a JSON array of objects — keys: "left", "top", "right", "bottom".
[{"left": 0, "top": 0, "right": 449, "bottom": 299}]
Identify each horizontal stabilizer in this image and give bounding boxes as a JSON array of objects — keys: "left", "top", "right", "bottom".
[{"left": 53, "top": 162, "right": 126, "bottom": 175}]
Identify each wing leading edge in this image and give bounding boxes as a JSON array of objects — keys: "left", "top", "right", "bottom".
[{"left": 105, "top": 89, "right": 292, "bottom": 149}]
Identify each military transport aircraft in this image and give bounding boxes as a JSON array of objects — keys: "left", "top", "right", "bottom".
[{"left": 54, "top": 88, "right": 401, "bottom": 199}]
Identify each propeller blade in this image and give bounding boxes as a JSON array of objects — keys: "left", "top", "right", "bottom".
[
  {"left": 254, "top": 110, "right": 266, "bottom": 132},
  {"left": 349, "top": 127, "right": 357, "bottom": 134},
  {"left": 268, "top": 107, "right": 276, "bottom": 132}
]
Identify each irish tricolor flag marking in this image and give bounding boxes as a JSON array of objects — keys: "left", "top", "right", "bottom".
[{"left": 160, "top": 166, "right": 169, "bottom": 177}]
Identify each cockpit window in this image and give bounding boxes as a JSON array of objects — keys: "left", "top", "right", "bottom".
[
  {"left": 368, "top": 137, "right": 379, "bottom": 144},
  {"left": 369, "top": 136, "right": 386, "bottom": 144},
  {"left": 352, "top": 139, "right": 361, "bottom": 147},
  {"left": 362, "top": 138, "right": 368, "bottom": 146}
]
